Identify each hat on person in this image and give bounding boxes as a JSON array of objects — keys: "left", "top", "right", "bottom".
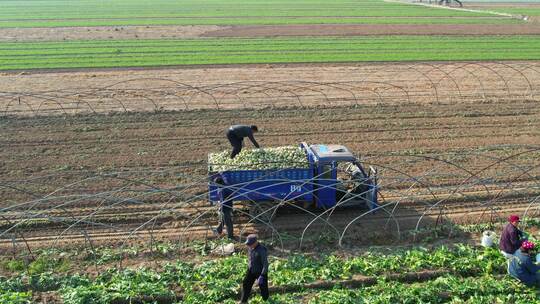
[
  {"left": 245, "top": 234, "right": 258, "bottom": 245},
  {"left": 508, "top": 215, "right": 520, "bottom": 223},
  {"left": 522, "top": 240, "right": 535, "bottom": 250}
]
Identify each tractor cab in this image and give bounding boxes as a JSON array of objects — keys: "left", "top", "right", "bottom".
[{"left": 303, "top": 143, "right": 377, "bottom": 209}]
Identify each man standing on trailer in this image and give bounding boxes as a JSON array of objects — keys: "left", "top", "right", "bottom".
[
  {"left": 240, "top": 234, "right": 269, "bottom": 303},
  {"left": 227, "top": 125, "right": 260, "bottom": 159},
  {"left": 500, "top": 215, "right": 525, "bottom": 259}
]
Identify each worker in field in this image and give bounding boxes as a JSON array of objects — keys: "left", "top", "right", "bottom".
[
  {"left": 240, "top": 234, "right": 269, "bottom": 303},
  {"left": 213, "top": 176, "right": 235, "bottom": 240},
  {"left": 500, "top": 215, "right": 526, "bottom": 259},
  {"left": 508, "top": 241, "right": 540, "bottom": 287},
  {"left": 227, "top": 125, "right": 260, "bottom": 159}
]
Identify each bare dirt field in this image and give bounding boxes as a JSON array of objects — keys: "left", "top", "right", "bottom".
[
  {"left": 0, "top": 25, "right": 223, "bottom": 42},
  {"left": 2, "top": 61, "right": 540, "bottom": 115},
  {"left": 3, "top": 22, "right": 540, "bottom": 42},
  {"left": 2, "top": 83, "right": 539, "bottom": 249},
  {"left": 203, "top": 23, "right": 540, "bottom": 37},
  {"left": 2, "top": 98, "right": 539, "bottom": 176}
]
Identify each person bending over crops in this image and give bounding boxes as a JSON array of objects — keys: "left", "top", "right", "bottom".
[
  {"left": 241, "top": 234, "right": 269, "bottom": 303},
  {"left": 227, "top": 125, "right": 260, "bottom": 159},
  {"left": 508, "top": 241, "right": 540, "bottom": 287},
  {"left": 500, "top": 215, "right": 525, "bottom": 259},
  {"left": 213, "top": 176, "right": 235, "bottom": 240}
]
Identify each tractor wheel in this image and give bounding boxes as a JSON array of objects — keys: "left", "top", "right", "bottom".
[{"left": 249, "top": 201, "right": 277, "bottom": 224}]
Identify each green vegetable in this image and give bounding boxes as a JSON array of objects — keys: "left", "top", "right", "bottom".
[
  {"left": 209, "top": 146, "right": 308, "bottom": 171},
  {"left": 0, "top": 291, "right": 32, "bottom": 304},
  {"left": 3, "top": 36, "right": 540, "bottom": 70},
  {"left": 0, "top": 244, "right": 533, "bottom": 303}
]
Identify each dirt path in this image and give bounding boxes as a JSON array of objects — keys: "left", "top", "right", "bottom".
[
  {"left": 2, "top": 22, "right": 540, "bottom": 42},
  {"left": 1, "top": 199, "right": 534, "bottom": 250},
  {"left": 0, "top": 25, "right": 224, "bottom": 42},
  {"left": 2, "top": 61, "right": 540, "bottom": 116},
  {"left": 203, "top": 23, "right": 540, "bottom": 37}
]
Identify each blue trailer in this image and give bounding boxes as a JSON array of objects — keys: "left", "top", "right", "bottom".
[{"left": 209, "top": 143, "right": 378, "bottom": 220}]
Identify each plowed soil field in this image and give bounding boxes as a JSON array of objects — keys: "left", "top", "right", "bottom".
[{"left": 2, "top": 66, "right": 539, "bottom": 249}]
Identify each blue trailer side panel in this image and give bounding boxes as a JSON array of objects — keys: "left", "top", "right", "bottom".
[{"left": 209, "top": 168, "right": 314, "bottom": 203}]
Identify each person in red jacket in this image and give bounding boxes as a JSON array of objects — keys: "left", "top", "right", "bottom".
[{"left": 500, "top": 215, "right": 525, "bottom": 259}]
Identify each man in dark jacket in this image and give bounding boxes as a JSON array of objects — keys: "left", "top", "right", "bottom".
[
  {"left": 508, "top": 241, "right": 540, "bottom": 287},
  {"left": 500, "top": 215, "right": 525, "bottom": 258},
  {"left": 213, "top": 176, "right": 234, "bottom": 240},
  {"left": 227, "top": 125, "right": 260, "bottom": 159},
  {"left": 240, "top": 234, "right": 269, "bottom": 303}
]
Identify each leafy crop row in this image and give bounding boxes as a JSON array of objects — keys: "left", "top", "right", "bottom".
[
  {"left": 2, "top": 36, "right": 540, "bottom": 70},
  {"left": 259, "top": 276, "right": 539, "bottom": 304},
  {"left": 0, "top": 291, "right": 32, "bottom": 304},
  {"left": 271, "top": 244, "right": 507, "bottom": 284},
  {"left": 0, "top": 0, "right": 491, "bottom": 19},
  {"left": 0, "top": 244, "right": 526, "bottom": 303},
  {"left": 0, "top": 0, "right": 506, "bottom": 28}
]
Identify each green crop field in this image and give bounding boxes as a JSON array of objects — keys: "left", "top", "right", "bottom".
[
  {"left": 0, "top": 0, "right": 516, "bottom": 27},
  {"left": 2, "top": 239, "right": 540, "bottom": 303},
  {"left": 0, "top": 0, "right": 537, "bottom": 70},
  {"left": 1, "top": 36, "right": 540, "bottom": 70}
]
